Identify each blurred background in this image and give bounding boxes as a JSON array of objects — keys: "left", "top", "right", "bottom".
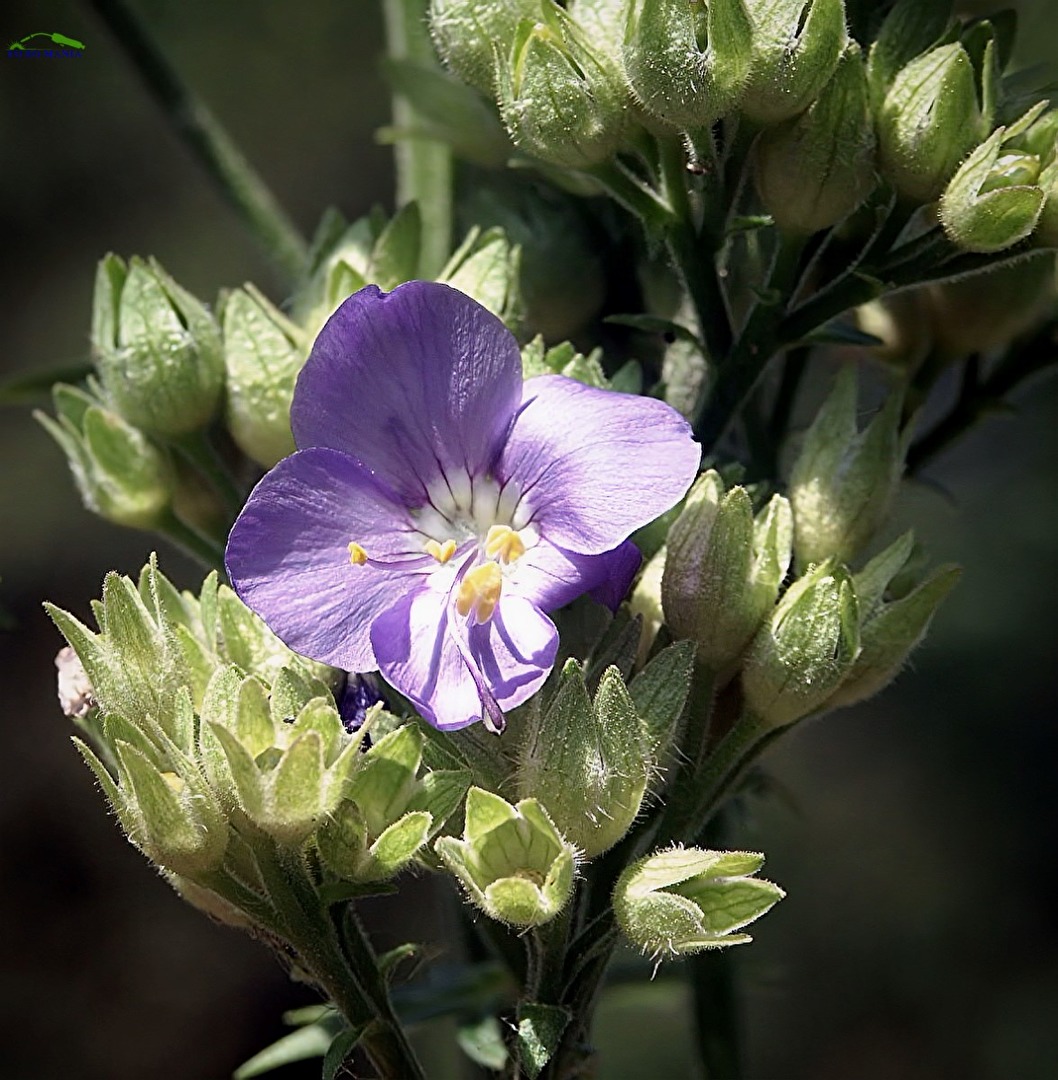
[{"left": 0, "top": 2, "right": 1055, "bottom": 1078}]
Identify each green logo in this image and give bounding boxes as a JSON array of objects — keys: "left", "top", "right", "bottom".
[{"left": 7, "top": 31, "right": 86, "bottom": 57}]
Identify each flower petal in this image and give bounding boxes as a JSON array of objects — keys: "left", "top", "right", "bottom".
[
  {"left": 499, "top": 376, "right": 700, "bottom": 554},
  {"left": 292, "top": 281, "right": 523, "bottom": 503},
  {"left": 371, "top": 585, "right": 557, "bottom": 731},
  {"left": 225, "top": 449, "right": 428, "bottom": 672},
  {"left": 511, "top": 538, "right": 642, "bottom": 613}
]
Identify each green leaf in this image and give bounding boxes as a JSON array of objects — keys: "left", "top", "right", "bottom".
[
  {"left": 516, "top": 1003, "right": 570, "bottom": 1079},
  {"left": 457, "top": 1015, "right": 508, "bottom": 1071},
  {"left": 372, "top": 201, "right": 422, "bottom": 288},
  {"left": 377, "top": 942, "right": 420, "bottom": 981},
  {"left": 605, "top": 313, "right": 701, "bottom": 348},
  {"left": 0, "top": 361, "right": 93, "bottom": 406},
  {"left": 233, "top": 1023, "right": 335, "bottom": 1078},
  {"left": 803, "top": 319, "right": 884, "bottom": 347},
  {"left": 321, "top": 1025, "right": 366, "bottom": 1080}
]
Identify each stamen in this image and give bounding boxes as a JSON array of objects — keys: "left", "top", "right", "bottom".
[
  {"left": 455, "top": 563, "right": 503, "bottom": 624},
  {"left": 484, "top": 524, "right": 526, "bottom": 564},
  {"left": 348, "top": 542, "right": 368, "bottom": 566},
  {"left": 424, "top": 538, "right": 458, "bottom": 564}
]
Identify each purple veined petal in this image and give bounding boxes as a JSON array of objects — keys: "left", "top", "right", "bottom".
[
  {"left": 498, "top": 375, "right": 701, "bottom": 555},
  {"left": 225, "top": 448, "right": 429, "bottom": 672},
  {"left": 292, "top": 282, "right": 523, "bottom": 504},
  {"left": 509, "top": 538, "right": 642, "bottom": 613},
  {"left": 371, "top": 584, "right": 558, "bottom": 731}
]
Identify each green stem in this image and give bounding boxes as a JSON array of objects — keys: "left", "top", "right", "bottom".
[
  {"left": 171, "top": 430, "right": 244, "bottom": 517},
  {"left": 86, "top": 0, "right": 308, "bottom": 287},
  {"left": 689, "top": 810, "right": 742, "bottom": 1080},
  {"left": 155, "top": 509, "right": 226, "bottom": 571},
  {"left": 660, "top": 134, "right": 734, "bottom": 367},
  {"left": 693, "top": 231, "right": 807, "bottom": 450},
  {"left": 382, "top": 0, "right": 453, "bottom": 278},
  {"left": 252, "top": 841, "right": 426, "bottom": 1079}
]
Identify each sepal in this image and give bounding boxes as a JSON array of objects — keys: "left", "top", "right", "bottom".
[
  {"left": 613, "top": 846, "right": 784, "bottom": 959},
  {"left": 435, "top": 787, "right": 576, "bottom": 927}
]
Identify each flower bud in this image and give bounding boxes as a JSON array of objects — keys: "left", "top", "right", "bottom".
[
  {"left": 940, "top": 129, "right": 1046, "bottom": 253},
  {"left": 877, "top": 44, "right": 986, "bottom": 205},
  {"left": 754, "top": 44, "right": 875, "bottom": 235},
  {"left": 865, "top": 0, "right": 953, "bottom": 112},
  {"left": 663, "top": 471, "right": 793, "bottom": 679},
  {"left": 517, "top": 662, "right": 650, "bottom": 858},
  {"left": 91, "top": 254, "right": 223, "bottom": 437},
  {"left": 629, "top": 545, "right": 667, "bottom": 665},
  {"left": 741, "top": 559, "right": 860, "bottom": 727},
  {"left": 100, "top": 738, "right": 228, "bottom": 879},
  {"left": 828, "top": 534, "right": 960, "bottom": 708},
  {"left": 741, "top": 0, "right": 848, "bottom": 126},
  {"left": 207, "top": 694, "right": 366, "bottom": 847},
  {"left": 37, "top": 384, "right": 175, "bottom": 530},
  {"left": 221, "top": 286, "right": 307, "bottom": 468},
  {"left": 1009, "top": 108, "right": 1058, "bottom": 165},
  {"left": 497, "top": 8, "right": 631, "bottom": 168},
  {"left": 613, "top": 847, "right": 784, "bottom": 959},
  {"left": 458, "top": 177, "right": 606, "bottom": 340},
  {"left": 1034, "top": 160, "right": 1058, "bottom": 247},
  {"left": 624, "top": 0, "right": 754, "bottom": 130},
  {"left": 435, "top": 787, "right": 577, "bottom": 927},
  {"left": 429, "top": 0, "right": 539, "bottom": 96},
  {"left": 923, "top": 254, "right": 1057, "bottom": 360},
  {"left": 788, "top": 368, "right": 905, "bottom": 570}
]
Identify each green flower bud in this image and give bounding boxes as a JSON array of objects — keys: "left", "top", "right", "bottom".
[
  {"left": 91, "top": 254, "right": 223, "bottom": 437},
  {"left": 828, "top": 534, "right": 960, "bottom": 708},
  {"left": 613, "top": 847, "right": 784, "bottom": 959},
  {"left": 662, "top": 471, "right": 793, "bottom": 680},
  {"left": 741, "top": 0, "right": 848, "bottom": 126},
  {"left": 940, "top": 129, "right": 1046, "bottom": 254},
  {"left": 877, "top": 44, "right": 986, "bottom": 205},
  {"left": 458, "top": 177, "right": 606, "bottom": 340},
  {"left": 741, "top": 558, "right": 861, "bottom": 727},
  {"left": 788, "top": 368, "right": 906, "bottom": 570},
  {"left": 1009, "top": 108, "right": 1058, "bottom": 166},
  {"left": 207, "top": 694, "right": 366, "bottom": 847},
  {"left": 440, "top": 227, "right": 521, "bottom": 328},
  {"left": 435, "top": 787, "right": 577, "bottom": 927},
  {"left": 624, "top": 0, "right": 754, "bottom": 130},
  {"left": 754, "top": 44, "right": 875, "bottom": 234},
  {"left": 865, "top": 0, "right": 953, "bottom": 113},
  {"left": 923, "top": 255, "right": 1057, "bottom": 360},
  {"left": 497, "top": 8, "right": 631, "bottom": 168},
  {"left": 517, "top": 662, "right": 650, "bottom": 858},
  {"left": 221, "top": 286, "right": 307, "bottom": 468},
  {"left": 429, "top": 0, "right": 539, "bottom": 96},
  {"left": 37, "top": 384, "right": 175, "bottom": 529},
  {"left": 629, "top": 545, "right": 667, "bottom": 665},
  {"left": 75, "top": 735, "right": 228, "bottom": 880},
  {"left": 567, "top": 0, "right": 628, "bottom": 63},
  {"left": 1034, "top": 160, "right": 1058, "bottom": 247}
]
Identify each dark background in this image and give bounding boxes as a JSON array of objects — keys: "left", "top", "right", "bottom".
[{"left": 1, "top": 2, "right": 1055, "bottom": 1078}]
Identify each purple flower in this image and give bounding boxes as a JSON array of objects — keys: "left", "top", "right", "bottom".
[{"left": 226, "top": 282, "right": 699, "bottom": 732}]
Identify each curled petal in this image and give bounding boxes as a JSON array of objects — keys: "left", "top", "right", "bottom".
[
  {"left": 225, "top": 449, "right": 427, "bottom": 672},
  {"left": 511, "top": 538, "right": 642, "bottom": 613},
  {"left": 292, "top": 282, "right": 523, "bottom": 504},
  {"left": 371, "top": 585, "right": 558, "bottom": 731},
  {"left": 500, "top": 376, "right": 701, "bottom": 555}
]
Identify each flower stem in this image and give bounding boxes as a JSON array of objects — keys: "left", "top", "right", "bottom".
[
  {"left": 155, "top": 509, "right": 226, "bottom": 571},
  {"left": 86, "top": 0, "right": 308, "bottom": 287},
  {"left": 382, "top": 0, "right": 453, "bottom": 278},
  {"left": 694, "top": 232, "right": 807, "bottom": 451},
  {"left": 170, "top": 430, "right": 245, "bottom": 518}
]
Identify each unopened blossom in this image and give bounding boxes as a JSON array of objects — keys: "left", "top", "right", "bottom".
[{"left": 226, "top": 282, "right": 699, "bottom": 731}]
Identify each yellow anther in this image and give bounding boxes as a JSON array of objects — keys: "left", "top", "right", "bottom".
[
  {"left": 455, "top": 562, "right": 503, "bottom": 624},
  {"left": 484, "top": 524, "right": 526, "bottom": 565},
  {"left": 425, "top": 538, "right": 458, "bottom": 564},
  {"left": 348, "top": 542, "right": 368, "bottom": 566}
]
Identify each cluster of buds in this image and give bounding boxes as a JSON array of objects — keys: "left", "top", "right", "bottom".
[
  {"left": 659, "top": 371, "right": 957, "bottom": 730},
  {"left": 48, "top": 559, "right": 469, "bottom": 926}
]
